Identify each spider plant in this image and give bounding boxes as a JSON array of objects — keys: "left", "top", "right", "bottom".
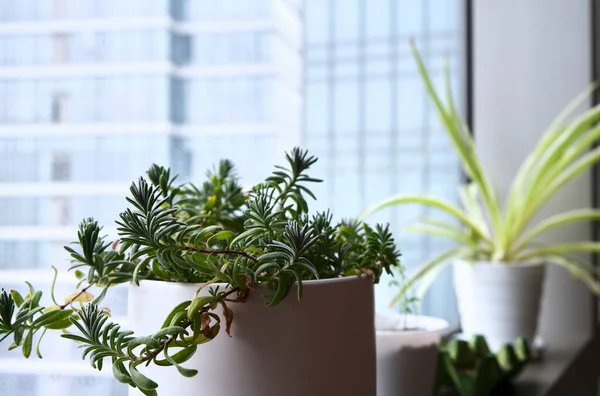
[{"left": 360, "top": 42, "right": 600, "bottom": 306}]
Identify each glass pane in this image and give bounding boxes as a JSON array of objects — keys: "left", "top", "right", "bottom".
[
  {"left": 186, "top": 77, "right": 271, "bottom": 124},
  {"left": 306, "top": 82, "right": 329, "bottom": 132},
  {"left": 334, "top": 81, "right": 359, "bottom": 134},
  {"left": 305, "top": 0, "right": 463, "bottom": 320},
  {"left": 334, "top": 0, "right": 360, "bottom": 41},
  {"left": 0, "top": 135, "right": 172, "bottom": 182},
  {"left": 0, "top": 77, "right": 170, "bottom": 124},
  {"left": 190, "top": 32, "right": 271, "bottom": 65},
  {"left": 187, "top": 0, "right": 270, "bottom": 21},
  {"left": 397, "top": 0, "right": 424, "bottom": 35},
  {"left": 0, "top": 196, "right": 125, "bottom": 226},
  {"left": 365, "top": 78, "right": 392, "bottom": 131},
  {"left": 306, "top": 0, "right": 330, "bottom": 44},
  {"left": 0, "top": 31, "right": 171, "bottom": 65},
  {"left": 366, "top": 0, "right": 391, "bottom": 39}
]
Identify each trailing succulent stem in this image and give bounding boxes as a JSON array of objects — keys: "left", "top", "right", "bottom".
[{"left": 0, "top": 148, "right": 402, "bottom": 395}]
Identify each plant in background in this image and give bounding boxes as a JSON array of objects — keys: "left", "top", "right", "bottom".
[
  {"left": 387, "top": 265, "right": 420, "bottom": 330},
  {"left": 435, "top": 335, "right": 532, "bottom": 396},
  {"left": 360, "top": 41, "right": 600, "bottom": 306},
  {"left": 0, "top": 148, "right": 402, "bottom": 395}
]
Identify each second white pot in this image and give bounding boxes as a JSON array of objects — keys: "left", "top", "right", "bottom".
[
  {"left": 453, "top": 260, "right": 545, "bottom": 351},
  {"left": 375, "top": 312, "right": 449, "bottom": 396}
]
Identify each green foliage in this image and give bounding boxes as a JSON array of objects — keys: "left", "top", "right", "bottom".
[
  {"left": 300, "top": 211, "right": 340, "bottom": 278},
  {"left": 360, "top": 42, "right": 600, "bottom": 307},
  {"left": 64, "top": 218, "right": 136, "bottom": 289},
  {"left": 435, "top": 335, "right": 532, "bottom": 396},
  {"left": 0, "top": 147, "right": 403, "bottom": 395},
  {"left": 176, "top": 159, "right": 246, "bottom": 231},
  {"left": 0, "top": 288, "right": 73, "bottom": 358},
  {"left": 61, "top": 304, "right": 196, "bottom": 395},
  {"left": 147, "top": 164, "right": 179, "bottom": 207},
  {"left": 266, "top": 148, "right": 320, "bottom": 215}
]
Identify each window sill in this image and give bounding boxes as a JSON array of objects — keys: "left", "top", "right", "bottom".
[{"left": 515, "top": 330, "right": 599, "bottom": 396}]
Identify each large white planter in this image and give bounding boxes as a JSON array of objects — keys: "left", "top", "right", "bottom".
[
  {"left": 375, "top": 312, "right": 449, "bottom": 396},
  {"left": 453, "top": 260, "right": 545, "bottom": 351},
  {"left": 127, "top": 276, "right": 376, "bottom": 396}
]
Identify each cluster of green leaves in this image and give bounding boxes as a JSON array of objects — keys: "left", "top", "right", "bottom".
[
  {"left": 62, "top": 303, "right": 208, "bottom": 395},
  {"left": 65, "top": 218, "right": 139, "bottom": 295},
  {"left": 361, "top": 42, "right": 600, "bottom": 307},
  {"left": 435, "top": 335, "right": 532, "bottom": 396},
  {"left": 0, "top": 218, "right": 128, "bottom": 362},
  {"left": 0, "top": 286, "right": 73, "bottom": 359},
  {"left": 113, "top": 148, "right": 400, "bottom": 304},
  {"left": 176, "top": 160, "right": 246, "bottom": 231},
  {"left": 0, "top": 148, "right": 403, "bottom": 395}
]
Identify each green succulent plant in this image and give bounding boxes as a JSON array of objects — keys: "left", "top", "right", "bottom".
[
  {"left": 0, "top": 148, "right": 402, "bottom": 395},
  {"left": 435, "top": 335, "right": 532, "bottom": 396}
]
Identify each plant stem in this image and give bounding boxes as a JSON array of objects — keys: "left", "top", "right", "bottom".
[
  {"left": 139, "top": 319, "right": 192, "bottom": 365},
  {"left": 59, "top": 284, "right": 94, "bottom": 310},
  {"left": 183, "top": 246, "right": 258, "bottom": 263},
  {"left": 139, "top": 286, "right": 242, "bottom": 365}
]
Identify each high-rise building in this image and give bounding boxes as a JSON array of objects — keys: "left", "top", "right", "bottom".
[{"left": 0, "top": 1, "right": 301, "bottom": 395}]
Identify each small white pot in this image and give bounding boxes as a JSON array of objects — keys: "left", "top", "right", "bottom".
[
  {"left": 453, "top": 260, "right": 545, "bottom": 351},
  {"left": 127, "top": 276, "right": 376, "bottom": 396},
  {"left": 375, "top": 312, "right": 449, "bottom": 396}
]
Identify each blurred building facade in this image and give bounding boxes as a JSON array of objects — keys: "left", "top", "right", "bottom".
[{"left": 0, "top": 1, "right": 301, "bottom": 395}]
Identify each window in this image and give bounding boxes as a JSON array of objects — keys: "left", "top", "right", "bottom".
[
  {"left": 1, "top": 31, "right": 170, "bottom": 66},
  {"left": 305, "top": 0, "right": 329, "bottom": 44},
  {"left": 188, "top": 32, "right": 271, "bottom": 65},
  {"left": 303, "top": 0, "right": 464, "bottom": 319},
  {"left": 51, "top": 92, "right": 69, "bottom": 122},
  {"left": 52, "top": 0, "right": 67, "bottom": 19},
  {"left": 51, "top": 196, "right": 71, "bottom": 225},
  {"left": 186, "top": 77, "right": 272, "bottom": 124},
  {"left": 52, "top": 34, "right": 69, "bottom": 64},
  {"left": 334, "top": 0, "right": 360, "bottom": 41},
  {"left": 365, "top": 0, "right": 391, "bottom": 39},
  {"left": 185, "top": 0, "right": 270, "bottom": 21},
  {"left": 50, "top": 152, "right": 70, "bottom": 181},
  {"left": 333, "top": 81, "right": 359, "bottom": 133},
  {"left": 0, "top": 1, "right": 464, "bottom": 395}
]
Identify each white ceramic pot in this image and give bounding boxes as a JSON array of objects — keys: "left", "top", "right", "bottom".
[
  {"left": 453, "top": 260, "right": 545, "bottom": 351},
  {"left": 127, "top": 276, "right": 376, "bottom": 396},
  {"left": 375, "top": 312, "right": 449, "bottom": 396}
]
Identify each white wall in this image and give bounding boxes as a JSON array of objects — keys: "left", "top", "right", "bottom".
[{"left": 473, "top": 0, "right": 594, "bottom": 337}]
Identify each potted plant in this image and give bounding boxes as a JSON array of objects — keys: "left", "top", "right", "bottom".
[
  {"left": 374, "top": 260, "right": 449, "bottom": 396},
  {"left": 376, "top": 307, "right": 449, "bottom": 396},
  {"left": 361, "top": 43, "right": 600, "bottom": 351},
  {"left": 0, "top": 148, "right": 403, "bottom": 396}
]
